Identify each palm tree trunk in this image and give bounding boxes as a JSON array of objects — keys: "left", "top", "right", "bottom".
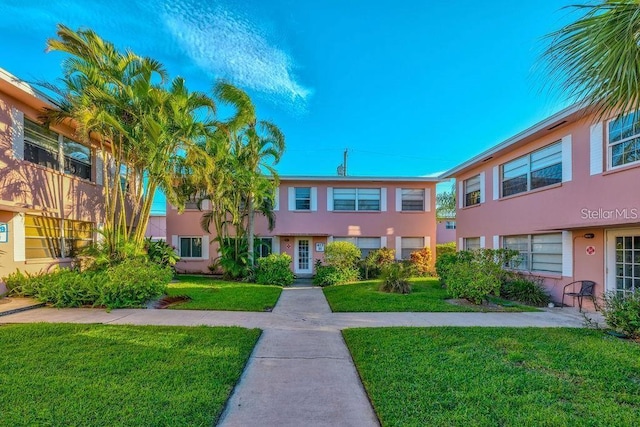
[{"left": 247, "top": 192, "right": 255, "bottom": 267}]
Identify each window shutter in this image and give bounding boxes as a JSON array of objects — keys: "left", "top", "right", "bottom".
[
  {"left": 274, "top": 187, "right": 280, "bottom": 211},
  {"left": 479, "top": 236, "right": 486, "bottom": 248},
  {"left": 13, "top": 213, "right": 25, "bottom": 262},
  {"left": 171, "top": 235, "right": 179, "bottom": 255},
  {"left": 327, "top": 187, "right": 334, "bottom": 211},
  {"left": 380, "top": 236, "right": 387, "bottom": 248},
  {"left": 273, "top": 236, "right": 280, "bottom": 254},
  {"left": 202, "top": 235, "right": 209, "bottom": 260},
  {"left": 424, "top": 188, "right": 431, "bottom": 212},
  {"left": 288, "top": 187, "right": 295, "bottom": 211},
  {"left": 395, "top": 236, "right": 402, "bottom": 260},
  {"left": 590, "top": 122, "right": 604, "bottom": 175},
  {"left": 492, "top": 166, "right": 499, "bottom": 200},
  {"left": 327, "top": 236, "right": 334, "bottom": 244},
  {"left": 381, "top": 188, "right": 387, "bottom": 212},
  {"left": 424, "top": 236, "right": 431, "bottom": 248},
  {"left": 96, "top": 150, "right": 104, "bottom": 185},
  {"left": 395, "top": 188, "right": 402, "bottom": 212},
  {"left": 479, "top": 172, "right": 486, "bottom": 203},
  {"left": 10, "top": 108, "right": 24, "bottom": 160},
  {"left": 202, "top": 200, "right": 211, "bottom": 210},
  {"left": 562, "top": 231, "right": 573, "bottom": 277},
  {"left": 493, "top": 235, "right": 500, "bottom": 249},
  {"left": 562, "top": 135, "right": 572, "bottom": 182},
  {"left": 310, "top": 187, "right": 318, "bottom": 211},
  {"left": 458, "top": 181, "right": 463, "bottom": 208},
  {"left": 458, "top": 237, "right": 463, "bottom": 250}
]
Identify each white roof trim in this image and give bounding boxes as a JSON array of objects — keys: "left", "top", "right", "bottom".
[
  {"left": 0, "top": 67, "right": 57, "bottom": 106},
  {"left": 278, "top": 175, "right": 441, "bottom": 182},
  {"left": 439, "top": 103, "right": 586, "bottom": 178}
]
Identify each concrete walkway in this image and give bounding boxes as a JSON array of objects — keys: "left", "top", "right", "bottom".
[{"left": 0, "top": 285, "right": 604, "bottom": 427}]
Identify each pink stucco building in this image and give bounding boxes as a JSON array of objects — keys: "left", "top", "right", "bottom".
[
  {"left": 0, "top": 68, "right": 104, "bottom": 293},
  {"left": 167, "top": 176, "right": 438, "bottom": 276},
  {"left": 442, "top": 104, "right": 640, "bottom": 309},
  {"left": 436, "top": 217, "right": 456, "bottom": 244}
]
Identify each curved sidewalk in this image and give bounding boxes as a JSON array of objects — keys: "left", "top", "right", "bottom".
[{"left": 0, "top": 286, "right": 601, "bottom": 427}]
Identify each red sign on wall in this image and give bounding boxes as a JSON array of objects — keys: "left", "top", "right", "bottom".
[{"left": 586, "top": 246, "right": 596, "bottom": 256}]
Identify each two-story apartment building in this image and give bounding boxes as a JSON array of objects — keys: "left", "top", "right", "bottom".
[
  {"left": 0, "top": 68, "right": 103, "bottom": 293},
  {"left": 442, "top": 104, "right": 640, "bottom": 308},
  {"left": 167, "top": 176, "right": 438, "bottom": 275}
]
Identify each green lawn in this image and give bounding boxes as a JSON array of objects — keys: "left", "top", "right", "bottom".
[
  {"left": 166, "top": 275, "right": 282, "bottom": 311},
  {"left": 0, "top": 323, "right": 260, "bottom": 426},
  {"left": 323, "top": 278, "right": 538, "bottom": 312},
  {"left": 344, "top": 327, "right": 640, "bottom": 427}
]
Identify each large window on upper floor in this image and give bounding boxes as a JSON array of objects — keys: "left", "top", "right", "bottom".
[
  {"left": 24, "top": 119, "right": 93, "bottom": 181},
  {"left": 463, "top": 175, "right": 481, "bottom": 207},
  {"left": 503, "top": 233, "right": 562, "bottom": 274},
  {"left": 401, "top": 189, "right": 424, "bottom": 211},
  {"left": 333, "top": 188, "right": 380, "bottom": 211},
  {"left": 501, "top": 142, "right": 562, "bottom": 197},
  {"left": 608, "top": 110, "right": 640, "bottom": 168}
]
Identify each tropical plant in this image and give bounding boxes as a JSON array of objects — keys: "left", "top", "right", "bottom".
[
  {"left": 144, "top": 238, "right": 180, "bottom": 268},
  {"left": 361, "top": 247, "right": 396, "bottom": 279},
  {"left": 436, "top": 242, "right": 456, "bottom": 258},
  {"left": 544, "top": 1, "right": 640, "bottom": 120},
  {"left": 602, "top": 292, "right": 640, "bottom": 338},
  {"left": 324, "top": 241, "right": 361, "bottom": 270},
  {"left": 379, "top": 262, "right": 412, "bottom": 294},
  {"left": 436, "top": 182, "right": 456, "bottom": 220},
  {"left": 409, "top": 247, "right": 434, "bottom": 276},
  {"left": 255, "top": 253, "right": 294, "bottom": 286},
  {"left": 501, "top": 274, "right": 551, "bottom": 306},
  {"left": 43, "top": 25, "right": 216, "bottom": 261}
]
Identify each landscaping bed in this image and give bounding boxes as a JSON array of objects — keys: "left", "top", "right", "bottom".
[
  {"left": 166, "top": 275, "right": 282, "bottom": 311},
  {"left": 0, "top": 323, "right": 260, "bottom": 426},
  {"left": 343, "top": 327, "right": 640, "bottom": 426},
  {"left": 323, "top": 278, "right": 537, "bottom": 312}
]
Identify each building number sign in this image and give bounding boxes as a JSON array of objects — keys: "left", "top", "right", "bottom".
[{"left": 0, "top": 222, "right": 7, "bottom": 243}]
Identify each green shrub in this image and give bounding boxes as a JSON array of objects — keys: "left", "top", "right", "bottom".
[
  {"left": 501, "top": 275, "right": 551, "bottom": 306},
  {"left": 434, "top": 252, "right": 457, "bottom": 285},
  {"left": 436, "top": 242, "right": 456, "bottom": 258},
  {"left": 100, "top": 259, "right": 172, "bottom": 308},
  {"left": 313, "top": 264, "right": 359, "bottom": 287},
  {"left": 324, "top": 241, "right": 361, "bottom": 270},
  {"left": 144, "top": 238, "right": 180, "bottom": 268},
  {"left": 602, "top": 292, "right": 640, "bottom": 338},
  {"left": 255, "top": 253, "right": 294, "bottom": 286},
  {"left": 379, "top": 262, "right": 412, "bottom": 294},
  {"left": 3, "top": 259, "right": 172, "bottom": 309},
  {"left": 443, "top": 249, "right": 520, "bottom": 304},
  {"left": 360, "top": 247, "right": 396, "bottom": 279},
  {"left": 409, "top": 247, "right": 434, "bottom": 276}
]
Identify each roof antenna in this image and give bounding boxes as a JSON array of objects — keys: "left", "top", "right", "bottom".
[{"left": 337, "top": 148, "right": 348, "bottom": 176}]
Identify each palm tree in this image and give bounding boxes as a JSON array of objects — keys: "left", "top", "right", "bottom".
[{"left": 544, "top": 1, "right": 640, "bottom": 120}]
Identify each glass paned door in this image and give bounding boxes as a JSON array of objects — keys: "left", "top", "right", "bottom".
[
  {"left": 607, "top": 229, "right": 640, "bottom": 297},
  {"left": 614, "top": 235, "right": 640, "bottom": 297},
  {"left": 295, "top": 238, "right": 311, "bottom": 273}
]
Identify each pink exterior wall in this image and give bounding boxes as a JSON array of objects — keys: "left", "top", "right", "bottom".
[
  {"left": 145, "top": 215, "right": 166, "bottom": 241},
  {"left": 436, "top": 220, "right": 456, "bottom": 244},
  {"left": 167, "top": 178, "right": 438, "bottom": 274},
  {"left": 0, "top": 72, "right": 105, "bottom": 293},
  {"left": 450, "top": 111, "right": 640, "bottom": 309}
]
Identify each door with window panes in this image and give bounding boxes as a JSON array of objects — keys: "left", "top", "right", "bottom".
[
  {"left": 607, "top": 229, "right": 640, "bottom": 297},
  {"left": 294, "top": 238, "right": 312, "bottom": 274}
]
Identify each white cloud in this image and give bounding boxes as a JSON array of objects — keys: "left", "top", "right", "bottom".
[{"left": 161, "top": 1, "right": 311, "bottom": 107}]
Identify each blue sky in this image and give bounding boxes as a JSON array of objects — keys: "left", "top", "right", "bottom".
[{"left": 0, "top": 0, "right": 577, "bottom": 213}]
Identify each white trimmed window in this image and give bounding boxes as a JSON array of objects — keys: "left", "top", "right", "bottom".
[
  {"left": 608, "top": 110, "right": 640, "bottom": 168},
  {"left": 463, "top": 237, "right": 481, "bottom": 251},
  {"left": 503, "top": 233, "right": 562, "bottom": 273},
  {"left": 333, "top": 188, "right": 380, "bottom": 211},
  {"left": 445, "top": 221, "right": 456, "bottom": 230},
  {"left": 463, "top": 175, "right": 481, "bottom": 207},
  {"left": 256, "top": 237, "right": 273, "bottom": 258},
  {"left": 24, "top": 119, "right": 93, "bottom": 181},
  {"left": 334, "top": 236, "right": 381, "bottom": 258},
  {"left": 501, "top": 142, "right": 562, "bottom": 197},
  {"left": 180, "top": 237, "right": 202, "bottom": 258},
  {"left": 401, "top": 189, "right": 424, "bottom": 211},
  {"left": 295, "top": 187, "right": 311, "bottom": 210},
  {"left": 24, "top": 215, "right": 93, "bottom": 259},
  {"left": 401, "top": 237, "right": 424, "bottom": 260}
]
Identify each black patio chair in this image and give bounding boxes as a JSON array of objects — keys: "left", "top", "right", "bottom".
[{"left": 561, "top": 280, "right": 597, "bottom": 312}]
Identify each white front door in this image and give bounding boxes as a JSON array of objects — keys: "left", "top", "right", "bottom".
[
  {"left": 606, "top": 228, "right": 640, "bottom": 297},
  {"left": 294, "top": 238, "right": 312, "bottom": 274}
]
